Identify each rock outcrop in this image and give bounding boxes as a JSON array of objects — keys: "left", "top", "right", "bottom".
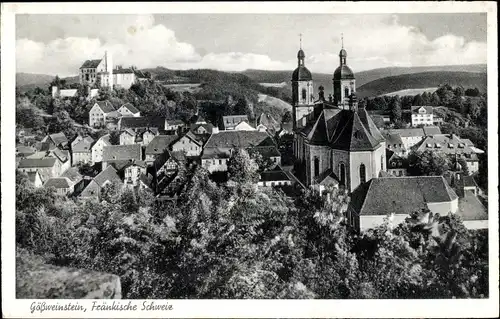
[{"left": 16, "top": 251, "right": 121, "bottom": 299}]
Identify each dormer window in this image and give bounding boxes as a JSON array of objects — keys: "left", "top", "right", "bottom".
[
  {"left": 426, "top": 143, "right": 432, "bottom": 148},
  {"left": 448, "top": 143, "right": 454, "bottom": 148},
  {"left": 435, "top": 143, "right": 441, "bottom": 148}
]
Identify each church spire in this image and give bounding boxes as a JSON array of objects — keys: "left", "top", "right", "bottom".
[
  {"left": 297, "top": 33, "right": 305, "bottom": 66},
  {"left": 339, "top": 34, "right": 347, "bottom": 66}
]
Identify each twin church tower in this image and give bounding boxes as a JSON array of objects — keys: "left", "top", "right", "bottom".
[
  {"left": 291, "top": 36, "right": 357, "bottom": 130},
  {"left": 291, "top": 36, "right": 386, "bottom": 192}
]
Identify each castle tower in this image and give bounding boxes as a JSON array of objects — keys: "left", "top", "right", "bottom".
[
  {"left": 292, "top": 35, "right": 314, "bottom": 130},
  {"left": 333, "top": 35, "right": 356, "bottom": 109}
]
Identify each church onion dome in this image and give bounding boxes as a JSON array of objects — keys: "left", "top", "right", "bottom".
[
  {"left": 292, "top": 66, "right": 312, "bottom": 81},
  {"left": 333, "top": 65, "right": 355, "bottom": 80},
  {"left": 297, "top": 49, "right": 306, "bottom": 59},
  {"left": 339, "top": 48, "right": 347, "bottom": 57}
]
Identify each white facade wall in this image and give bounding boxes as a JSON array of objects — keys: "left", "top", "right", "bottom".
[
  {"left": 120, "top": 133, "right": 135, "bottom": 145},
  {"left": 202, "top": 157, "right": 229, "bottom": 173},
  {"left": 89, "top": 104, "right": 106, "bottom": 127},
  {"left": 427, "top": 198, "right": 458, "bottom": 215},
  {"left": 72, "top": 152, "right": 92, "bottom": 165},
  {"left": 258, "top": 180, "right": 292, "bottom": 187},
  {"left": 172, "top": 136, "right": 202, "bottom": 157},
  {"left": 91, "top": 139, "right": 108, "bottom": 163},
  {"left": 359, "top": 214, "right": 408, "bottom": 232},
  {"left": 463, "top": 220, "right": 488, "bottom": 230},
  {"left": 114, "top": 73, "right": 136, "bottom": 90},
  {"left": 124, "top": 165, "right": 146, "bottom": 186},
  {"left": 411, "top": 113, "right": 434, "bottom": 127},
  {"left": 141, "top": 132, "right": 156, "bottom": 146}
]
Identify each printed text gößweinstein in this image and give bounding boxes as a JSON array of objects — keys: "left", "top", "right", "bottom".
[{"left": 30, "top": 301, "right": 174, "bottom": 314}]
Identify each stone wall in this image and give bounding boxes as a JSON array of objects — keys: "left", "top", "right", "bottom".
[{"left": 16, "top": 251, "right": 121, "bottom": 299}]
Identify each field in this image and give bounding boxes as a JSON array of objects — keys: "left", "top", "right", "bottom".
[{"left": 381, "top": 87, "right": 439, "bottom": 97}]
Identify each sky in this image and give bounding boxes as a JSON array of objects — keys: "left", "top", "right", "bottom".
[{"left": 16, "top": 13, "right": 487, "bottom": 77}]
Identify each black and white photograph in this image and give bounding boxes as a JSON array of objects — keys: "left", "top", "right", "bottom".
[{"left": 1, "top": 2, "right": 498, "bottom": 318}]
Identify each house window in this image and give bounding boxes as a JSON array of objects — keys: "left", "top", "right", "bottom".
[
  {"left": 359, "top": 164, "right": 366, "bottom": 184},
  {"left": 314, "top": 157, "right": 320, "bottom": 177},
  {"left": 219, "top": 160, "right": 222, "bottom": 165},
  {"left": 339, "top": 163, "right": 346, "bottom": 185}
]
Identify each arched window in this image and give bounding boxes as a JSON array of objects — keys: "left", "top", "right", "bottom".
[
  {"left": 339, "top": 163, "right": 346, "bottom": 185},
  {"left": 302, "top": 88, "right": 307, "bottom": 101},
  {"left": 314, "top": 157, "right": 320, "bottom": 177},
  {"left": 359, "top": 164, "right": 366, "bottom": 184},
  {"left": 344, "top": 87, "right": 349, "bottom": 98}
]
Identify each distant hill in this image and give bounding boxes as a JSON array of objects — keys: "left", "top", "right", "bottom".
[
  {"left": 16, "top": 73, "right": 79, "bottom": 92},
  {"left": 242, "top": 64, "right": 486, "bottom": 98},
  {"left": 357, "top": 71, "right": 487, "bottom": 98}
]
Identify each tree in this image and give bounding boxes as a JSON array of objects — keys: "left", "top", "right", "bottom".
[
  {"left": 227, "top": 148, "right": 260, "bottom": 184},
  {"left": 109, "top": 131, "right": 120, "bottom": 145},
  {"left": 407, "top": 150, "right": 450, "bottom": 176},
  {"left": 389, "top": 96, "right": 402, "bottom": 122},
  {"left": 412, "top": 94, "right": 425, "bottom": 106}
]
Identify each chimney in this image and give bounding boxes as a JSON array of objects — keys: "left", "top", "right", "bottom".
[{"left": 212, "top": 127, "right": 219, "bottom": 134}]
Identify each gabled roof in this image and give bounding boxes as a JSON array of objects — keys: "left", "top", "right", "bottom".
[
  {"left": 18, "top": 158, "right": 57, "bottom": 169},
  {"left": 257, "top": 113, "right": 280, "bottom": 131},
  {"left": 48, "top": 132, "right": 69, "bottom": 147},
  {"left": 411, "top": 105, "right": 433, "bottom": 114},
  {"left": 119, "top": 103, "right": 140, "bottom": 114},
  {"left": 382, "top": 128, "right": 425, "bottom": 138},
  {"left": 350, "top": 176, "right": 458, "bottom": 216},
  {"left": 222, "top": 115, "right": 249, "bottom": 129},
  {"left": 119, "top": 116, "right": 165, "bottom": 129},
  {"left": 422, "top": 126, "right": 441, "bottom": 135},
  {"left": 180, "top": 131, "right": 203, "bottom": 146},
  {"left": 16, "top": 145, "right": 36, "bottom": 156},
  {"left": 44, "top": 177, "right": 72, "bottom": 189},
  {"left": 72, "top": 136, "right": 95, "bottom": 153},
  {"left": 103, "top": 144, "right": 142, "bottom": 162},
  {"left": 27, "top": 171, "right": 41, "bottom": 183},
  {"left": 93, "top": 165, "right": 121, "bottom": 187},
  {"left": 165, "top": 119, "right": 185, "bottom": 125},
  {"left": 190, "top": 123, "right": 214, "bottom": 134},
  {"left": 203, "top": 131, "right": 271, "bottom": 149},
  {"left": 80, "top": 59, "right": 102, "bottom": 69},
  {"left": 415, "top": 134, "right": 476, "bottom": 156},
  {"left": 145, "top": 135, "right": 178, "bottom": 155},
  {"left": 94, "top": 101, "right": 116, "bottom": 113},
  {"left": 457, "top": 190, "right": 487, "bottom": 221},
  {"left": 113, "top": 68, "right": 134, "bottom": 74},
  {"left": 61, "top": 167, "right": 83, "bottom": 183},
  {"left": 249, "top": 145, "right": 281, "bottom": 158},
  {"left": 260, "top": 165, "right": 291, "bottom": 182},
  {"left": 49, "top": 148, "right": 70, "bottom": 163},
  {"left": 94, "top": 134, "right": 111, "bottom": 147}
]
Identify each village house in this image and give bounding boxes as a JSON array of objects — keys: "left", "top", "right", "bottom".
[
  {"left": 51, "top": 86, "right": 78, "bottom": 99},
  {"left": 349, "top": 176, "right": 459, "bottom": 232},
  {"left": 201, "top": 131, "right": 279, "bottom": 173},
  {"left": 91, "top": 134, "right": 111, "bottom": 163},
  {"left": 414, "top": 134, "right": 483, "bottom": 174},
  {"left": 79, "top": 165, "right": 122, "bottom": 200},
  {"left": 113, "top": 66, "right": 137, "bottom": 90},
  {"left": 118, "top": 116, "right": 165, "bottom": 131},
  {"left": 44, "top": 177, "right": 75, "bottom": 196},
  {"left": 410, "top": 106, "right": 434, "bottom": 127},
  {"left": 17, "top": 157, "right": 63, "bottom": 180},
  {"left": 116, "top": 102, "right": 141, "bottom": 118},
  {"left": 258, "top": 165, "right": 293, "bottom": 187},
  {"left": 190, "top": 123, "right": 215, "bottom": 135},
  {"left": 222, "top": 115, "right": 250, "bottom": 130},
  {"left": 80, "top": 51, "right": 113, "bottom": 88},
  {"left": 164, "top": 119, "right": 186, "bottom": 132},
  {"left": 144, "top": 135, "right": 179, "bottom": 163},
  {"left": 89, "top": 101, "right": 118, "bottom": 128},
  {"left": 102, "top": 144, "right": 142, "bottom": 170},
  {"left": 26, "top": 170, "right": 44, "bottom": 188},
  {"left": 71, "top": 136, "right": 95, "bottom": 165},
  {"left": 123, "top": 160, "right": 148, "bottom": 187},
  {"left": 381, "top": 126, "right": 441, "bottom": 150},
  {"left": 386, "top": 149, "right": 408, "bottom": 177},
  {"left": 119, "top": 128, "right": 158, "bottom": 146},
  {"left": 171, "top": 131, "right": 204, "bottom": 157},
  {"left": 257, "top": 113, "right": 280, "bottom": 134},
  {"left": 119, "top": 129, "right": 136, "bottom": 145},
  {"left": 148, "top": 150, "right": 184, "bottom": 195},
  {"left": 42, "top": 132, "right": 69, "bottom": 149}
]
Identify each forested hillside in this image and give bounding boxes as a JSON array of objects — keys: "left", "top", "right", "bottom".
[{"left": 357, "top": 71, "right": 487, "bottom": 98}]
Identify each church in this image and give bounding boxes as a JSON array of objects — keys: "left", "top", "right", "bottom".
[{"left": 292, "top": 42, "right": 387, "bottom": 193}]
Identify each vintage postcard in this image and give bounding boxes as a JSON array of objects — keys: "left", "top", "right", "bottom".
[{"left": 1, "top": 2, "right": 498, "bottom": 318}]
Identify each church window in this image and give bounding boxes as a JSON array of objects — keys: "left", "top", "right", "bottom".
[
  {"left": 381, "top": 156, "right": 384, "bottom": 170},
  {"left": 344, "top": 87, "right": 349, "bottom": 98},
  {"left": 314, "top": 157, "right": 320, "bottom": 177},
  {"left": 339, "top": 163, "right": 346, "bottom": 185},
  {"left": 359, "top": 164, "right": 366, "bottom": 184},
  {"left": 302, "top": 89, "right": 307, "bottom": 101}
]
